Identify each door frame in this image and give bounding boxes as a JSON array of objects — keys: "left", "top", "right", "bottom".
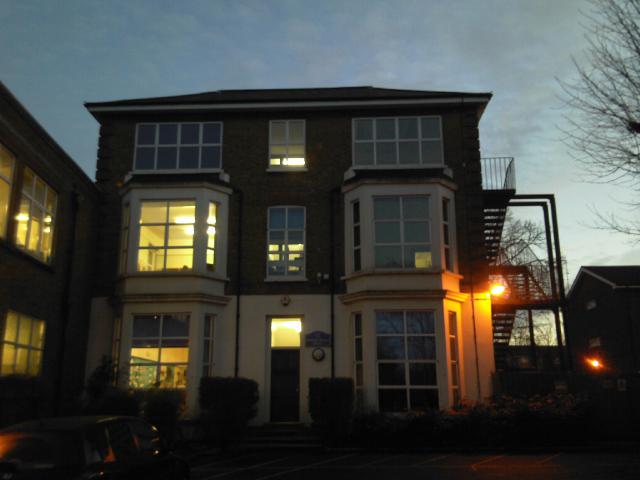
[{"left": 265, "top": 315, "right": 303, "bottom": 423}]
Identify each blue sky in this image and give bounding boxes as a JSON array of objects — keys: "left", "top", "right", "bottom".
[{"left": 1, "top": 0, "right": 638, "bottom": 279}]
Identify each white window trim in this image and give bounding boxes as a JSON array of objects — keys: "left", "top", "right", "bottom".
[
  {"left": 265, "top": 205, "right": 307, "bottom": 280},
  {"left": 352, "top": 115, "right": 444, "bottom": 168},
  {"left": 133, "top": 122, "right": 223, "bottom": 173},
  {"left": 267, "top": 119, "right": 307, "bottom": 172}
]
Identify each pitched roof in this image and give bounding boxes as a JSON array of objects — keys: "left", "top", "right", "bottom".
[
  {"left": 568, "top": 266, "right": 640, "bottom": 297},
  {"left": 85, "top": 85, "right": 492, "bottom": 110}
]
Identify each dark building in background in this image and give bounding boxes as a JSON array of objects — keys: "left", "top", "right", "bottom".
[{"left": 0, "top": 82, "right": 98, "bottom": 420}]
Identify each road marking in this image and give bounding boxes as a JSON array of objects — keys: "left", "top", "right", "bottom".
[
  {"left": 416, "top": 454, "right": 452, "bottom": 465},
  {"left": 192, "top": 453, "right": 259, "bottom": 471},
  {"left": 357, "top": 454, "right": 402, "bottom": 467},
  {"left": 254, "top": 453, "right": 358, "bottom": 480},
  {"left": 200, "top": 456, "right": 293, "bottom": 479},
  {"left": 471, "top": 455, "right": 504, "bottom": 470},
  {"left": 536, "top": 453, "right": 561, "bottom": 464}
]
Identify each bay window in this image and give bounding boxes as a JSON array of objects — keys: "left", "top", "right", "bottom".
[
  {"left": 267, "top": 206, "right": 305, "bottom": 277},
  {"left": 0, "top": 144, "right": 14, "bottom": 239},
  {"left": 442, "top": 198, "right": 453, "bottom": 271},
  {"left": 449, "top": 311, "right": 460, "bottom": 405},
  {"left": 353, "top": 313, "right": 364, "bottom": 409},
  {"left": 1, "top": 311, "right": 45, "bottom": 376},
  {"left": 129, "top": 313, "right": 189, "bottom": 389},
  {"left": 202, "top": 314, "right": 215, "bottom": 377},
  {"left": 374, "top": 196, "right": 431, "bottom": 269},
  {"left": 352, "top": 201, "right": 361, "bottom": 271},
  {"left": 206, "top": 202, "right": 217, "bottom": 271},
  {"left": 269, "top": 120, "right": 306, "bottom": 169},
  {"left": 376, "top": 310, "right": 438, "bottom": 412}
]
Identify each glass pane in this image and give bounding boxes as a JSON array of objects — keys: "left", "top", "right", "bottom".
[
  {"left": 202, "top": 341, "right": 210, "bottom": 364},
  {"left": 374, "top": 197, "right": 400, "bottom": 220},
  {"left": 129, "top": 365, "right": 157, "bottom": 389},
  {"left": 31, "top": 320, "right": 45, "bottom": 349},
  {"left": 352, "top": 202, "right": 360, "bottom": 224},
  {"left": 399, "top": 141, "right": 420, "bottom": 164},
  {"left": 28, "top": 207, "right": 43, "bottom": 253},
  {"left": 160, "top": 347, "right": 189, "bottom": 363},
  {"left": 377, "top": 337, "right": 405, "bottom": 360},
  {"left": 34, "top": 178, "right": 46, "bottom": 205},
  {"left": 133, "top": 315, "right": 160, "bottom": 338},
  {"left": 451, "top": 363, "right": 459, "bottom": 386},
  {"left": 159, "top": 364, "right": 187, "bottom": 388},
  {"left": 135, "top": 147, "right": 155, "bottom": 170},
  {"left": 287, "top": 144, "right": 305, "bottom": 159},
  {"left": 354, "top": 314, "right": 362, "bottom": 336},
  {"left": 375, "top": 246, "right": 402, "bottom": 268},
  {"left": 404, "top": 246, "right": 432, "bottom": 269},
  {"left": 354, "top": 251, "right": 361, "bottom": 271},
  {"left": 270, "top": 121, "right": 286, "bottom": 144},
  {"left": 404, "top": 222, "right": 429, "bottom": 243},
  {"left": 271, "top": 318, "right": 301, "bottom": 347},
  {"left": 17, "top": 316, "right": 32, "bottom": 345},
  {"left": 355, "top": 338, "right": 362, "bottom": 361},
  {"left": 356, "top": 364, "right": 363, "bottom": 386},
  {"left": 410, "top": 389, "right": 439, "bottom": 411},
  {"left": 442, "top": 198, "right": 450, "bottom": 222},
  {"left": 140, "top": 202, "right": 167, "bottom": 224},
  {"left": 422, "top": 140, "right": 443, "bottom": 165},
  {"left": 379, "top": 363, "right": 405, "bottom": 385},
  {"left": 162, "top": 314, "right": 189, "bottom": 337},
  {"left": 137, "top": 125, "right": 156, "bottom": 145},
  {"left": 161, "top": 338, "right": 188, "bottom": 348},
  {"left": 3, "top": 311, "right": 19, "bottom": 342},
  {"left": 204, "top": 316, "right": 213, "bottom": 338},
  {"left": 0, "top": 146, "right": 14, "bottom": 179},
  {"left": 28, "top": 349, "right": 42, "bottom": 376},
  {"left": 158, "top": 124, "right": 178, "bottom": 145},
  {"left": 409, "top": 363, "right": 437, "bottom": 385},
  {"left": 376, "top": 143, "right": 397, "bottom": 165},
  {"left": 376, "top": 119, "right": 396, "bottom": 140},
  {"left": 139, "top": 226, "right": 165, "bottom": 248},
  {"left": 180, "top": 124, "right": 199, "bottom": 144},
  {"left": 408, "top": 337, "right": 436, "bottom": 360},
  {"left": 138, "top": 248, "right": 165, "bottom": 271},
  {"left": 269, "top": 230, "right": 284, "bottom": 243},
  {"left": 403, "top": 197, "right": 429, "bottom": 218},
  {"left": 22, "top": 168, "right": 34, "bottom": 194},
  {"left": 376, "top": 312, "right": 404, "bottom": 333},
  {"left": 354, "top": 225, "right": 360, "bottom": 246},
  {"left": 45, "top": 189, "right": 57, "bottom": 215},
  {"left": 355, "top": 119, "right": 373, "bottom": 140},
  {"left": 287, "top": 208, "right": 304, "bottom": 229},
  {"left": 179, "top": 147, "right": 199, "bottom": 169},
  {"left": 208, "top": 203, "right": 217, "bottom": 225},
  {"left": 203, "top": 123, "right": 221, "bottom": 143},
  {"left": 407, "top": 312, "right": 435, "bottom": 334},
  {"left": 169, "top": 201, "right": 195, "bottom": 224},
  {"left": 421, "top": 117, "right": 440, "bottom": 138},
  {"left": 207, "top": 249, "right": 215, "bottom": 269},
  {"left": 0, "top": 181, "right": 9, "bottom": 237},
  {"left": 289, "top": 121, "right": 304, "bottom": 143},
  {"left": 201, "top": 146, "right": 221, "bottom": 168},
  {"left": 1, "top": 344, "right": 15, "bottom": 374},
  {"left": 15, "top": 348, "right": 28, "bottom": 374},
  {"left": 157, "top": 147, "right": 177, "bottom": 169},
  {"left": 378, "top": 389, "right": 407, "bottom": 412},
  {"left": 398, "top": 118, "right": 418, "bottom": 139},
  {"left": 269, "top": 208, "right": 286, "bottom": 229},
  {"left": 354, "top": 143, "right": 374, "bottom": 165},
  {"left": 165, "top": 249, "right": 193, "bottom": 270},
  {"left": 130, "top": 347, "right": 159, "bottom": 363},
  {"left": 15, "top": 198, "right": 30, "bottom": 247},
  {"left": 168, "top": 225, "right": 193, "bottom": 246},
  {"left": 443, "top": 224, "right": 450, "bottom": 244},
  {"left": 375, "top": 222, "right": 400, "bottom": 243},
  {"left": 268, "top": 261, "right": 285, "bottom": 276}
]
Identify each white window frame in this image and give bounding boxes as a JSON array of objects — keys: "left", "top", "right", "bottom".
[
  {"left": 268, "top": 119, "right": 307, "bottom": 171},
  {"left": 266, "top": 206, "right": 307, "bottom": 280},
  {"left": 442, "top": 197, "right": 453, "bottom": 271},
  {"left": 133, "top": 122, "right": 223, "bottom": 173},
  {"left": 352, "top": 200, "right": 361, "bottom": 272},
  {"left": 0, "top": 143, "right": 14, "bottom": 239},
  {"left": 1, "top": 311, "right": 46, "bottom": 376},
  {"left": 352, "top": 116, "right": 444, "bottom": 168},
  {"left": 448, "top": 311, "right": 460, "bottom": 405},
  {"left": 375, "top": 310, "right": 438, "bottom": 413},
  {"left": 373, "top": 195, "right": 432, "bottom": 269}
]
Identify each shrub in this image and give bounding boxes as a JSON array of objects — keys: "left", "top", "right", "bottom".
[
  {"left": 85, "top": 356, "right": 117, "bottom": 402},
  {"left": 0, "top": 375, "right": 43, "bottom": 427},
  {"left": 351, "top": 412, "right": 410, "bottom": 449},
  {"left": 84, "top": 387, "right": 141, "bottom": 417},
  {"left": 199, "top": 377, "right": 259, "bottom": 448},
  {"left": 142, "top": 390, "right": 185, "bottom": 446},
  {"left": 308, "top": 377, "right": 354, "bottom": 445}
]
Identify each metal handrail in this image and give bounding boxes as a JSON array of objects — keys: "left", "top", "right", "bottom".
[{"left": 482, "top": 157, "right": 516, "bottom": 191}]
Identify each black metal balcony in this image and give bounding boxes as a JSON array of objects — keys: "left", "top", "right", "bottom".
[{"left": 482, "top": 157, "right": 516, "bottom": 192}]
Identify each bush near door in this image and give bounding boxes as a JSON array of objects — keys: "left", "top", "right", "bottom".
[{"left": 309, "top": 377, "right": 354, "bottom": 445}]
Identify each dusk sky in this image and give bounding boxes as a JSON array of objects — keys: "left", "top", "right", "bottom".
[{"left": 2, "top": 0, "right": 638, "bottom": 280}]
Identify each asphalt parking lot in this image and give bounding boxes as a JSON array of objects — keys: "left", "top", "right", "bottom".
[{"left": 187, "top": 451, "right": 640, "bottom": 479}]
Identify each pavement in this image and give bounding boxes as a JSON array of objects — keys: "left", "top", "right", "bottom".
[{"left": 185, "top": 451, "right": 640, "bottom": 479}]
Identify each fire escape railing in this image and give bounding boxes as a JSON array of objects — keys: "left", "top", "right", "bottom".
[{"left": 481, "top": 157, "right": 516, "bottom": 191}]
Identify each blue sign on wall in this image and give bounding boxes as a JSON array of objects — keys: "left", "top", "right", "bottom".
[{"left": 305, "top": 330, "right": 332, "bottom": 347}]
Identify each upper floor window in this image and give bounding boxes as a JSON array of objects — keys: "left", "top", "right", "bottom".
[
  {"left": 206, "top": 202, "right": 217, "bottom": 271},
  {"left": 353, "top": 117, "right": 443, "bottom": 167},
  {"left": 373, "top": 196, "right": 431, "bottom": 269},
  {"left": 134, "top": 123, "right": 222, "bottom": 172},
  {"left": 0, "top": 143, "right": 14, "bottom": 239},
  {"left": 269, "top": 120, "right": 306, "bottom": 170},
  {"left": 119, "top": 203, "right": 130, "bottom": 274},
  {"left": 15, "top": 167, "right": 57, "bottom": 263},
  {"left": 442, "top": 198, "right": 453, "bottom": 271},
  {"left": 267, "top": 206, "right": 305, "bottom": 277},
  {"left": 352, "top": 201, "right": 361, "bottom": 271},
  {"left": 1, "top": 311, "right": 45, "bottom": 376},
  {"left": 137, "top": 200, "right": 195, "bottom": 272}
]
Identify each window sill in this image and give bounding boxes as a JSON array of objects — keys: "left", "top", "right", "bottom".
[
  {"left": 266, "top": 167, "right": 308, "bottom": 173},
  {"left": 341, "top": 268, "right": 443, "bottom": 281},
  {"left": 120, "top": 271, "right": 230, "bottom": 282},
  {"left": 351, "top": 164, "right": 446, "bottom": 170},
  {"left": 0, "top": 238, "right": 55, "bottom": 273},
  {"left": 264, "top": 276, "right": 308, "bottom": 283},
  {"left": 131, "top": 168, "right": 223, "bottom": 175}
]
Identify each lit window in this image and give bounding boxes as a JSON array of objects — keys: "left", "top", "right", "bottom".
[
  {"left": 15, "top": 167, "right": 57, "bottom": 263},
  {"left": 269, "top": 120, "right": 306, "bottom": 169},
  {"left": 353, "top": 313, "right": 364, "bottom": 409},
  {"left": 373, "top": 196, "right": 431, "bottom": 269},
  {"left": 134, "top": 123, "right": 222, "bottom": 171},
  {"left": 267, "top": 206, "right": 305, "bottom": 277},
  {"left": 376, "top": 311, "right": 438, "bottom": 412},
  {"left": 448, "top": 311, "right": 460, "bottom": 405},
  {"left": 129, "top": 314, "right": 189, "bottom": 389},
  {"left": 137, "top": 200, "right": 195, "bottom": 272},
  {"left": 352, "top": 201, "right": 361, "bottom": 272},
  {"left": 442, "top": 198, "right": 453, "bottom": 271},
  {"left": 1, "top": 311, "right": 46, "bottom": 376},
  {"left": 119, "top": 204, "right": 130, "bottom": 273},
  {"left": 206, "top": 203, "right": 217, "bottom": 271},
  {"left": 0, "top": 143, "right": 14, "bottom": 239},
  {"left": 271, "top": 318, "right": 302, "bottom": 348},
  {"left": 353, "top": 116, "right": 443, "bottom": 167},
  {"left": 202, "top": 314, "right": 215, "bottom": 377}
]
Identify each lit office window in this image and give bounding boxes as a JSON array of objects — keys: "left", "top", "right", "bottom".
[
  {"left": 0, "top": 143, "right": 14, "bottom": 239},
  {"left": 206, "top": 203, "right": 217, "bottom": 271},
  {"left": 1, "top": 311, "right": 45, "bottom": 376},
  {"left": 267, "top": 207, "right": 305, "bottom": 277},
  {"left": 269, "top": 120, "right": 306, "bottom": 169}
]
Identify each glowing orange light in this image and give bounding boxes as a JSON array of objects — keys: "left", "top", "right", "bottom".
[
  {"left": 490, "top": 284, "right": 506, "bottom": 296},
  {"left": 586, "top": 358, "right": 603, "bottom": 369}
]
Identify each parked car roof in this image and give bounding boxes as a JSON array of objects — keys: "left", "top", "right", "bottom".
[{"left": 1, "top": 416, "right": 137, "bottom": 432}]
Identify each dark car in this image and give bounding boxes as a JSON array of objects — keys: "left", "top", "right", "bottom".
[{"left": 0, "top": 416, "right": 189, "bottom": 479}]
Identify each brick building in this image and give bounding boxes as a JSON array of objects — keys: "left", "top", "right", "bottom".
[
  {"left": 82, "top": 86, "right": 505, "bottom": 422},
  {"left": 0, "top": 81, "right": 98, "bottom": 415}
]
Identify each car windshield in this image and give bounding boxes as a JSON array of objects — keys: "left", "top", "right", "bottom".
[{"left": 0, "top": 432, "right": 83, "bottom": 468}]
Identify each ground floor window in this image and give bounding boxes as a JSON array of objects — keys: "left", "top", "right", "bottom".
[
  {"left": 449, "top": 311, "right": 460, "bottom": 405},
  {"left": 376, "top": 310, "right": 438, "bottom": 412},
  {"left": 353, "top": 313, "right": 364, "bottom": 409},
  {"left": 129, "top": 313, "right": 189, "bottom": 389},
  {"left": 202, "top": 314, "right": 214, "bottom": 376},
  {"left": 0, "top": 311, "right": 45, "bottom": 376}
]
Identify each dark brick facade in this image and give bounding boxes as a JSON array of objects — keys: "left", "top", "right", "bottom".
[{"left": 0, "top": 82, "right": 99, "bottom": 414}]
